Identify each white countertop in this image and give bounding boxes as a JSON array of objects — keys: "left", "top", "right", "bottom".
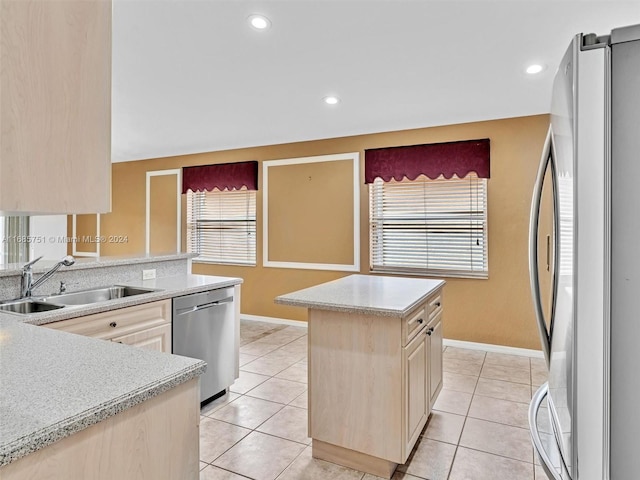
[{"left": 275, "top": 274, "right": 445, "bottom": 317}]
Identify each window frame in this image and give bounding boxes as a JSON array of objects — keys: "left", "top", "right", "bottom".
[
  {"left": 368, "top": 174, "right": 488, "bottom": 279},
  {"left": 186, "top": 187, "right": 257, "bottom": 267}
]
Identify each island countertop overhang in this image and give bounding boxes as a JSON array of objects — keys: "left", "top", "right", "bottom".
[{"left": 275, "top": 274, "right": 445, "bottom": 317}]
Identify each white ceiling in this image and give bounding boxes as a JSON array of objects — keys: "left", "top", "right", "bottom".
[{"left": 112, "top": 1, "right": 640, "bottom": 163}]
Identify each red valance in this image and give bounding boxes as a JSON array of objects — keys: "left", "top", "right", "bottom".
[
  {"left": 364, "top": 139, "right": 490, "bottom": 184},
  {"left": 182, "top": 161, "right": 258, "bottom": 193}
]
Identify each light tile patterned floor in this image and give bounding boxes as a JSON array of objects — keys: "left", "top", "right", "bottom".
[{"left": 199, "top": 320, "right": 550, "bottom": 480}]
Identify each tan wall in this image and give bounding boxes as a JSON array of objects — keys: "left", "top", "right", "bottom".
[
  {"left": 149, "top": 174, "right": 179, "bottom": 254},
  {"left": 97, "top": 114, "right": 549, "bottom": 350},
  {"left": 267, "top": 158, "right": 355, "bottom": 265}
]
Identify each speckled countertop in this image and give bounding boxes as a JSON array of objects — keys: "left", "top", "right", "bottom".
[
  {"left": 275, "top": 274, "right": 445, "bottom": 317},
  {"left": 0, "top": 273, "right": 242, "bottom": 467}
]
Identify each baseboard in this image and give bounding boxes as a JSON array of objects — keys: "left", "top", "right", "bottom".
[
  {"left": 443, "top": 338, "right": 544, "bottom": 358},
  {"left": 240, "top": 314, "right": 542, "bottom": 357},
  {"left": 240, "top": 313, "right": 308, "bottom": 328}
]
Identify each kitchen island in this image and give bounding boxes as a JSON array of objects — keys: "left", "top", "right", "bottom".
[{"left": 276, "top": 274, "right": 445, "bottom": 479}]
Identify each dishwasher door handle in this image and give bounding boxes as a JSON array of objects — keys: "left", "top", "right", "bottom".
[{"left": 175, "top": 297, "right": 234, "bottom": 316}]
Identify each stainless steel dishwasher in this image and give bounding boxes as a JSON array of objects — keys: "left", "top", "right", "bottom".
[{"left": 172, "top": 287, "right": 238, "bottom": 404}]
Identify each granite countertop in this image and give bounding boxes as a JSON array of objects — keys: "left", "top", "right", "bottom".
[
  {"left": 275, "top": 274, "right": 445, "bottom": 317},
  {"left": 0, "top": 318, "right": 206, "bottom": 466},
  {"left": 0, "top": 273, "right": 242, "bottom": 467}
]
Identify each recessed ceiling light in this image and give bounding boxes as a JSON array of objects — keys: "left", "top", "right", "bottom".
[
  {"left": 248, "top": 14, "right": 271, "bottom": 30},
  {"left": 526, "top": 64, "right": 545, "bottom": 75},
  {"left": 323, "top": 96, "right": 340, "bottom": 105}
]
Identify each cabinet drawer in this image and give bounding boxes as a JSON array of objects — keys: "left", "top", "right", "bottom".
[
  {"left": 402, "top": 306, "right": 426, "bottom": 346},
  {"left": 428, "top": 292, "right": 443, "bottom": 320},
  {"left": 112, "top": 323, "right": 172, "bottom": 353},
  {"left": 43, "top": 300, "right": 171, "bottom": 340}
]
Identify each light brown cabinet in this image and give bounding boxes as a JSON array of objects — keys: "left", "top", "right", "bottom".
[
  {"left": 0, "top": 0, "right": 111, "bottom": 214},
  {"left": 428, "top": 312, "right": 443, "bottom": 408},
  {"left": 112, "top": 324, "right": 172, "bottom": 352},
  {"left": 1, "top": 378, "right": 200, "bottom": 480},
  {"left": 404, "top": 325, "right": 429, "bottom": 451},
  {"left": 44, "top": 300, "right": 172, "bottom": 353},
  {"left": 308, "top": 287, "right": 444, "bottom": 479}
]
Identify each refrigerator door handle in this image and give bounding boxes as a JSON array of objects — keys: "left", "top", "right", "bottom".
[
  {"left": 529, "top": 125, "right": 557, "bottom": 368},
  {"left": 530, "top": 383, "right": 563, "bottom": 480}
]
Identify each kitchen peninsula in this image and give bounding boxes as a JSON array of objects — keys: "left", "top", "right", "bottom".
[
  {"left": 0, "top": 253, "right": 242, "bottom": 480},
  {"left": 276, "top": 274, "right": 445, "bottom": 479}
]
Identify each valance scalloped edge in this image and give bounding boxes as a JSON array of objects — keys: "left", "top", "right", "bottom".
[
  {"left": 182, "top": 161, "right": 258, "bottom": 194},
  {"left": 364, "top": 138, "right": 490, "bottom": 184},
  {"left": 185, "top": 182, "right": 256, "bottom": 193}
]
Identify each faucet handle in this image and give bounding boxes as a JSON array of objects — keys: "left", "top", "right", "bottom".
[{"left": 22, "top": 255, "right": 44, "bottom": 271}]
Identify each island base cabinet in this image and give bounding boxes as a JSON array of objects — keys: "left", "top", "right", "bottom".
[
  {"left": 308, "top": 309, "right": 403, "bottom": 465},
  {"left": 0, "top": 378, "right": 200, "bottom": 480},
  {"left": 404, "top": 328, "right": 429, "bottom": 451},
  {"left": 312, "top": 440, "right": 398, "bottom": 479},
  {"left": 307, "top": 286, "right": 444, "bottom": 479},
  {"left": 428, "top": 314, "right": 444, "bottom": 408}
]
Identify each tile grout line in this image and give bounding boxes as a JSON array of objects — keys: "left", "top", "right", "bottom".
[
  {"left": 210, "top": 323, "right": 545, "bottom": 480},
  {"left": 205, "top": 322, "right": 312, "bottom": 479},
  {"left": 452, "top": 444, "right": 536, "bottom": 466},
  {"left": 444, "top": 349, "right": 485, "bottom": 479}
]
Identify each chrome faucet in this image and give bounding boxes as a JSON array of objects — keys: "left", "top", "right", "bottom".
[{"left": 21, "top": 255, "right": 75, "bottom": 298}]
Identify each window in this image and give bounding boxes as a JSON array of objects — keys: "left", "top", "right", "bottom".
[
  {"left": 369, "top": 173, "right": 488, "bottom": 278},
  {"left": 1, "top": 216, "right": 29, "bottom": 265},
  {"left": 186, "top": 188, "right": 256, "bottom": 266}
]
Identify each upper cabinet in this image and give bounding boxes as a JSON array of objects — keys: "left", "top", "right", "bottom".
[{"left": 0, "top": 0, "right": 112, "bottom": 214}]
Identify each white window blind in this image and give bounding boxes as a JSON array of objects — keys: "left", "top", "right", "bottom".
[
  {"left": 369, "top": 174, "right": 488, "bottom": 278},
  {"left": 186, "top": 188, "right": 256, "bottom": 266}
]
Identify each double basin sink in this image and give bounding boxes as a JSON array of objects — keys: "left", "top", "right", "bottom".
[{"left": 0, "top": 286, "right": 158, "bottom": 315}]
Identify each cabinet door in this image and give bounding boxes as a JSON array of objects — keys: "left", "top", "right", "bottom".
[
  {"left": 112, "top": 324, "right": 172, "bottom": 353},
  {"left": 428, "top": 314, "right": 443, "bottom": 409},
  {"left": 0, "top": 0, "right": 111, "bottom": 214},
  {"left": 403, "top": 328, "right": 429, "bottom": 459}
]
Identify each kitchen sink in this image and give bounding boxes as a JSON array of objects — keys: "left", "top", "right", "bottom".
[
  {"left": 0, "top": 300, "right": 64, "bottom": 314},
  {"left": 0, "top": 285, "right": 160, "bottom": 315},
  {"left": 41, "top": 286, "right": 158, "bottom": 306}
]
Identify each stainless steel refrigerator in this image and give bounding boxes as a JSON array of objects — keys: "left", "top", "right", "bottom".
[{"left": 528, "top": 23, "right": 640, "bottom": 480}]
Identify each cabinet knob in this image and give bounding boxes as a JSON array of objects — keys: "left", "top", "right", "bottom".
[
  {"left": 109, "top": 322, "right": 117, "bottom": 328},
  {"left": 435, "top": 302, "right": 441, "bottom": 307},
  {"left": 417, "top": 318, "right": 424, "bottom": 324},
  {"left": 427, "top": 327, "right": 434, "bottom": 336}
]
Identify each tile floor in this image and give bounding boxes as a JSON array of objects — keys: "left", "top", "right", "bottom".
[{"left": 199, "top": 320, "right": 551, "bottom": 480}]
